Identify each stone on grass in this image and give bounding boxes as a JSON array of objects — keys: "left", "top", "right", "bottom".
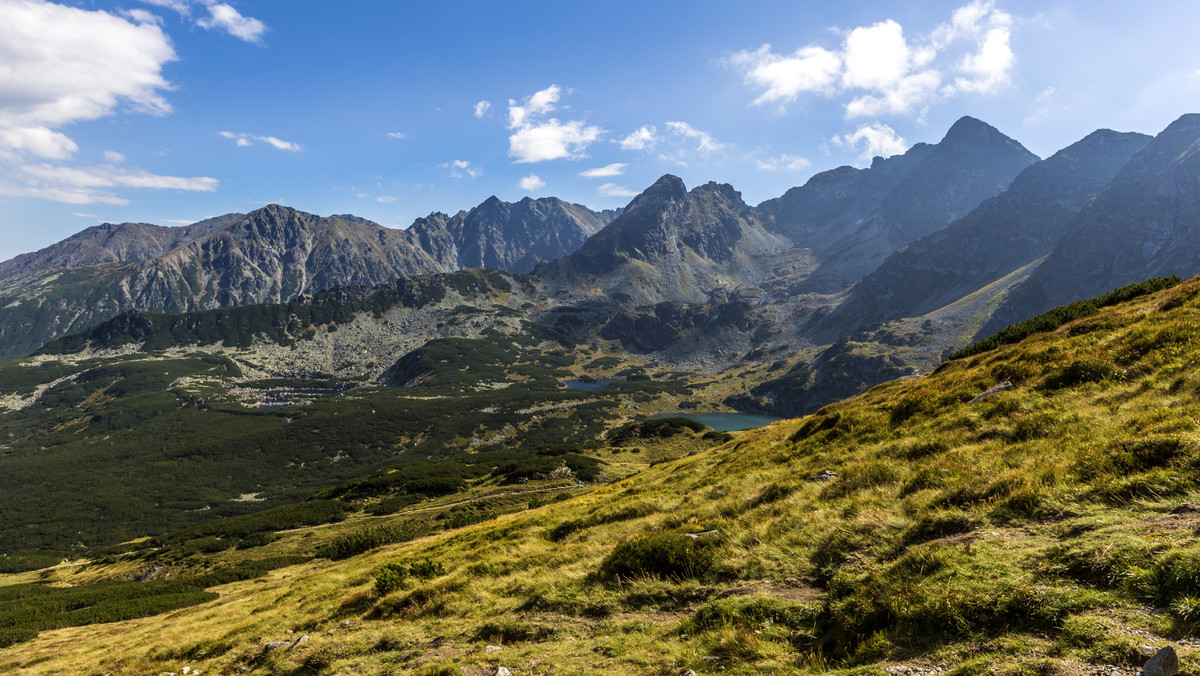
[{"left": 1143, "top": 646, "right": 1179, "bottom": 676}]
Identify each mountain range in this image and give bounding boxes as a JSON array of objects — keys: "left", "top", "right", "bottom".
[{"left": 6, "top": 113, "right": 1200, "bottom": 417}]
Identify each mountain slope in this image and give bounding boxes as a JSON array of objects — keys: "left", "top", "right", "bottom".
[
  {"left": 6, "top": 276, "right": 1200, "bottom": 675},
  {"left": 0, "top": 206, "right": 447, "bottom": 362},
  {"left": 0, "top": 213, "right": 243, "bottom": 280},
  {"left": 536, "top": 176, "right": 792, "bottom": 305},
  {"left": 988, "top": 113, "right": 1200, "bottom": 332},
  {"left": 0, "top": 197, "right": 614, "bottom": 363},
  {"left": 760, "top": 116, "right": 1039, "bottom": 291},
  {"left": 416, "top": 195, "right": 613, "bottom": 273},
  {"left": 829, "top": 128, "right": 1152, "bottom": 332}
]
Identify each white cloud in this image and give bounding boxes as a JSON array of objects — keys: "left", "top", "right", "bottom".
[
  {"left": 832, "top": 123, "right": 908, "bottom": 161},
  {"left": 666, "top": 121, "right": 725, "bottom": 154},
  {"left": 755, "top": 153, "right": 811, "bottom": 171},
  {"left": 121, "top": 8, "right": 163, "bottom": 25},
  {"left": 138, "top": 0, "right": 268, "bottom": 43},
  {"left": 197, "top": 2, "right": 266, "bottom": 44},
  {"left": 727, "top": 44, "right": 842, "bottom": 107},
  {"left": 509, "top": 119, "right": 603, "bottom": 163},
  {"left": 474, "top": 100, "right": 491, "bottom": 118},
  {"left": 219, "top": 131, "right": 302, "bottom": 151},
  {"left": 597, "top": 183, "right": 639, "bottom": 198},
  {"left": 506, "top": 85, "right": 604, "bottom": 163},
  {"left": 0, "top": 162, "right": 217, "bottom": 205},
  {"left": 0, "top": 1, "right": 219, "bottom": 207},
  {"left": 442, "top": 159, "right": 482, "bottom": 179},
  {"left": 729, "top": 1, "right": 1015, "bottom": 118},
  {"left": 139, "top": 0, "right": 191, "bottom": 14},
  {"left": 0, "top": 0, "right": 175, "bottom": 159},
  {"left": 619, "top": 125, "right": 660, "bottom": 151},
  {"left": 376, "top": 195, "right": 396, "bottom": 203},
  {"left": 580, "top": 163, "right": 626, "bottom": 178},
  {"left": 71, "top": 211, "right": 99, "bottom": 218},
  {"left": 842, "top": 21, "right": 911, "bottom": 91},
  {"left": 19, "top": 163, "right": 218, "bottom": 192},
  {"left": 386, "top": 132, "right": 407, "bottom": 139},
  {"left": 518, "top": 174, "right": 545, "bottom": 191},
  {"left": 0, "top": 127, "right": 78, "bottom": 161}
]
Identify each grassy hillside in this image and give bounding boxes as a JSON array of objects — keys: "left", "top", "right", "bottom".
[{"left": 5, "top": 277, "right": 1200, "bottom": 674}]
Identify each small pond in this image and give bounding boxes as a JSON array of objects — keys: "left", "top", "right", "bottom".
[{"left": 648, "top": 412, "right": 782, "bottom": 432}]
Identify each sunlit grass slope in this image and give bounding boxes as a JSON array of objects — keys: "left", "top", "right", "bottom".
[{"left": 6, "top": 278, "right": 1200, "bottom": 674}]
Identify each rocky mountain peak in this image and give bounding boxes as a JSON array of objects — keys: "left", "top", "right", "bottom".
[
  {"left": 632, "top": 174, "right": 688, "bottom": 205},
  {"left": 689, "top": 181, "right": 746, "bottom": 208}
]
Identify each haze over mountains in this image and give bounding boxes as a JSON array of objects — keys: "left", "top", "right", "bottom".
[{"left": 5, "top": 113, "right": 1200, "bottom": 416}]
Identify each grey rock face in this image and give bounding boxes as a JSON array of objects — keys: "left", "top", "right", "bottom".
[
  {"left": 988, "top": 113, "right": 1200, "bottom": 333},
  {"left": 536, "top": 176, "right": 789, "bottom": 305},
  {"left": 830, "top": 129, "right": 1150, "bottom": 333},
  {"left": 761, "top": 116, "right": 1039, "bottom": 292}
]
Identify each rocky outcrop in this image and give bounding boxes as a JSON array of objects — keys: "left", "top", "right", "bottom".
[
  {"left": 535, "top": 176, "right": 790, "bottom": 305},
  {"left": 408, "top": 196, "right": 612, "bottom": 273}
]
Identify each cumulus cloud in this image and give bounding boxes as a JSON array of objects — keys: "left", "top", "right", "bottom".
[
  {"left": 0, "top": 1, "right": 220, "bottom": 206},
  {"left": 442, "top": 159, "right": 482, "bottom": 179},
  {"left": 0, "top": 0, "right": 175, "bottom": 159},
  {"left": 666, "top": 121, "right": 725, "bottom": 154},
  {"left": 727, "top": 44, "right": 842, "bottom": 107},
  {"left": 619, "top": 125, "right": 660, "bottom": 151},
  {"left": 518, "top": 174, "right": 546, "bottom": 191},
  {"left": 831, "top": 123, "right": 908, "bottom": 160},
  {"left": 597, "top": 183, "right": 639, "bottom": 198},
  {"left": 219, "top": 131, "right": 302, "bottom": 151},
  {"left": 506, "top": 85, "right": 604, "bottom": 163},
  {"left": 728, "top": 1, "right": 1014, "bottom": 118},
  {"left": 755, "top": 153, "right": 811, "bottom": 171},
  {"left": 580, "top": 163, "right": 626, "bottom": 178},
  {"left": 474, "top": 100, "right": 491, "bottom": 118}
]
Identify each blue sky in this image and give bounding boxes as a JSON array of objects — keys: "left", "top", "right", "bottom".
[{"left": 1, "top": 0, "right": 1200, "bottom": 261}]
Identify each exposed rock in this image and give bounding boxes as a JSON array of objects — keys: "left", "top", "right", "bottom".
[
  {"left": 989, "top": 113, "right": 1200, "bottom": 333},
  {"left": 485, "top": 645, "right": 502, "bottom": 652},
  {"left": 262, "top": 642, "right": 290, "bottom": 653},
  {"left": 808, "top": 469, "right": 838, "bottom": 482},
  {"left": 829, "top": 129, "right": 1149, "bottom": 333},
  {"left": 969, "top": 381, "right": 1014, "bottom": 404},
  {"left": 495, "top": 668, "right": 512, "bottom": 676},
  {"left": 1143, "top": 646, "right": 1179, "bottom": 676}
]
